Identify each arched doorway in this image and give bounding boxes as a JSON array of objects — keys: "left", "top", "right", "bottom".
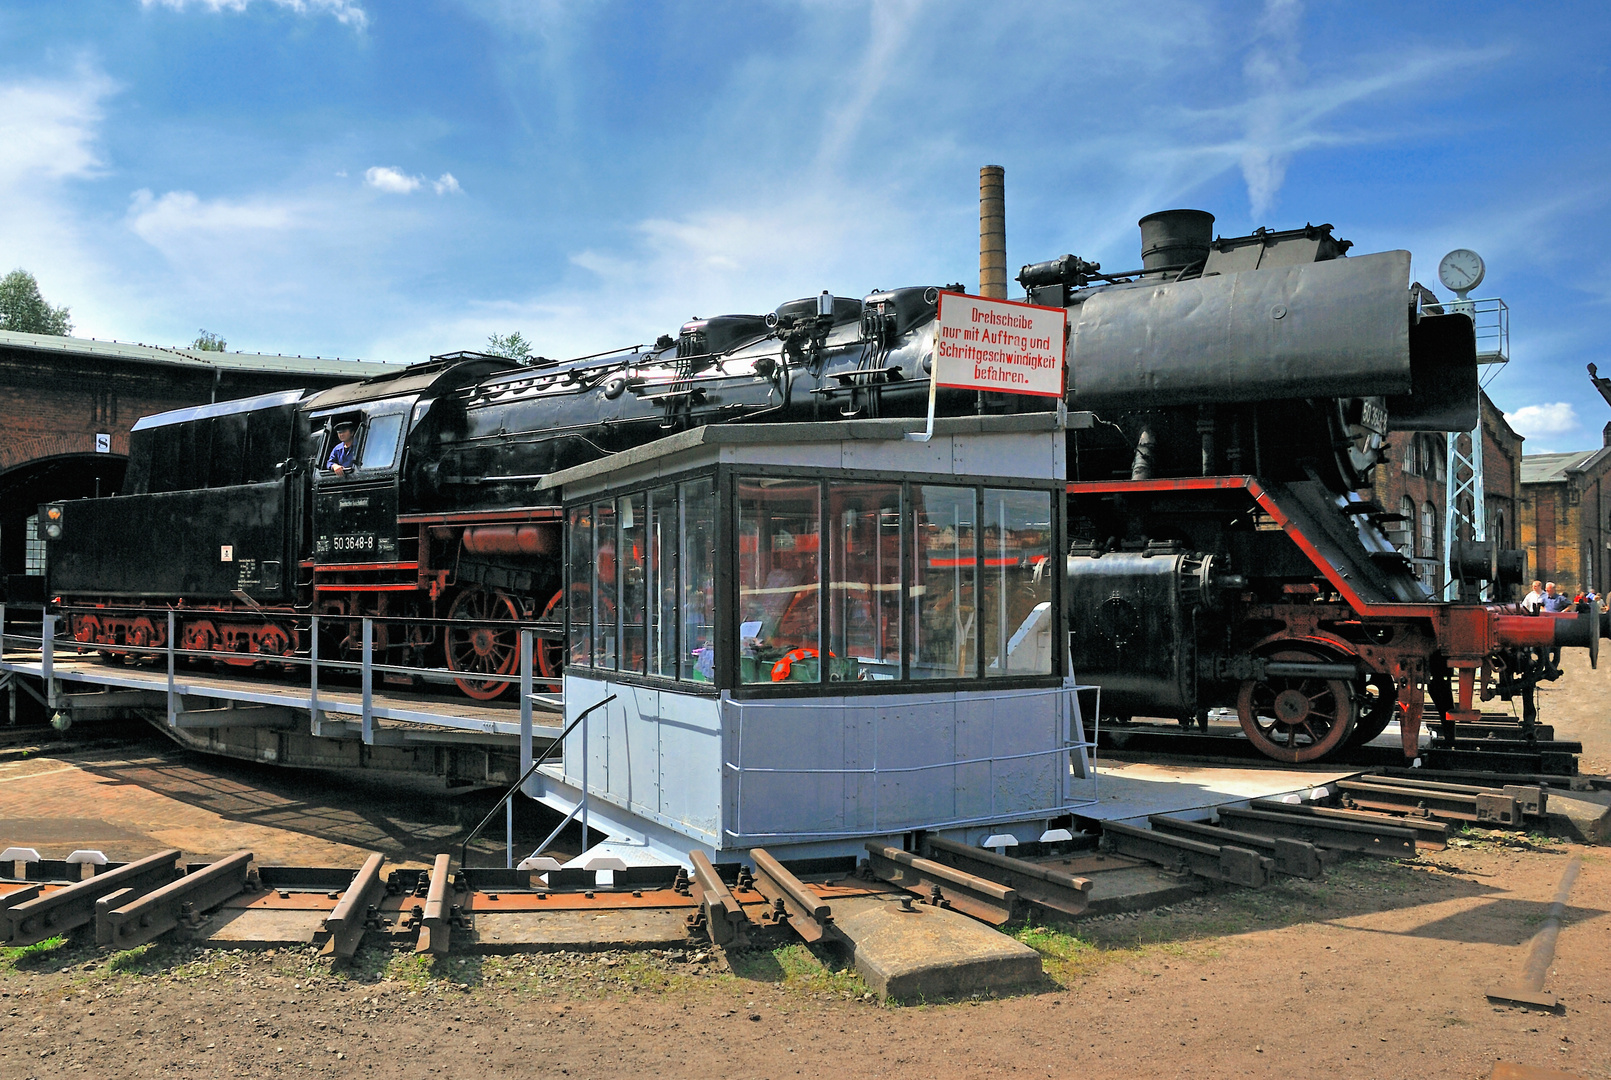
[{"left": 0, "top": 454, "right": 127, "bottom": 599}]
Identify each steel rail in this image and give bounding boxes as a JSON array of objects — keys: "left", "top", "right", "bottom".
[
  {"left": 99, "top": 851, "right": 253, "bottom": 949},
  {"left": 3, "top": 848, "right": 181, "bottom": 947},
  {"left": 748, "top": 849, "right": 837, "bottom": 944}
]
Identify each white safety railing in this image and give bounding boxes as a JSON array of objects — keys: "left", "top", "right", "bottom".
[{"left": 0, "top": 602, "right": 563, "bottom": 742}]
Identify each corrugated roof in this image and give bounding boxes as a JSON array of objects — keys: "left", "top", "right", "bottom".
[
  {"left": 1520, "top": 448, "right": 1611, "bottom": 484},
  {"left": 0, "top": 328, "right": 397, "bottom": 378}
]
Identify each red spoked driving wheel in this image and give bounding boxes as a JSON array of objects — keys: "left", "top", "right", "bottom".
[
  {"left": 534, "top": 583, "right": 589, "bottom": 688},
  {"left": 445, "top": 587, "right": 521, "bottom": 700},
  {"left": 1236, "top": 647, "right": 1357, "bottom": 763}
]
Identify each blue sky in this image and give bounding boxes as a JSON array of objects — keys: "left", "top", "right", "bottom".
[{"left": 2, "top": 0, "right": 1608, "bottom": 451}]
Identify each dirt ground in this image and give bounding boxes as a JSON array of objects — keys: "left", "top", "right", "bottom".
[
  {"left": 1534, "top": 647, "right": 1611, "bottom": 777},
  {"left": 1, "top": 659, "right": 1608, "bottom": 1080}
]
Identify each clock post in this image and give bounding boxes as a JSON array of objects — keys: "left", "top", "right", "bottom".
[{"left": 1436, "top": 248, "right": 1504, "bottom": 601}]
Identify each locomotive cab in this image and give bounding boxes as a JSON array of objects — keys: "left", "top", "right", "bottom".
[
  {"left": 302, "top": 356, "right": 509, "bottom": 573},
  {"left": 310, "top": 401, "right": 415, "bottom": 565}
]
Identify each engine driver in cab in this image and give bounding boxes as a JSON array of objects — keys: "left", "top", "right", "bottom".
[{"left": 326, "top": 419, "right": 357, "bottom": 476}]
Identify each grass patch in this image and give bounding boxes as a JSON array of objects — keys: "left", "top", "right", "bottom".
[
  {"left": 1011, "top": 924, "right": 1107, "bottom": 981},
  {"left": 727, "top": 943, "right": 867, "bottom": 998},
  {"left": 0, "top": 934, "right": 70, "bottom": 969},
  {"left": 105, "top": 943, "right": 162, "bottom": 974}
]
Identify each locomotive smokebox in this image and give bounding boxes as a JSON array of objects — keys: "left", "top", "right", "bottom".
[{"left": 1139, "top": 209, "right": 1215, "bottom": 271}]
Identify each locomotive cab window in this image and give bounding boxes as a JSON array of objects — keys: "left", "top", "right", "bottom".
[{"left": 358, "top": 411, "right": 406, "bottom": 470}]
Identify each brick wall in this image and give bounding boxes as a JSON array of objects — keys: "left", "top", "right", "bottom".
[
  {"left": 1367, "top": 392, "right": 1523, "bottom": 595},
  {"left": 1518, "top": 451, "right": 1611, "bottom": 595},
  {"left": 0, "top": 349, "right": 326, "bottom": 472}
]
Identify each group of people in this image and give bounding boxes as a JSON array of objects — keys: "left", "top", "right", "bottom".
[{"left": 1520, "top": 579, "right": 1604, "bottom": 613}]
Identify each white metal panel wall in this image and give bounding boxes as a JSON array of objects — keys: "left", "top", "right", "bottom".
[
  {"left": 562, "top": 679, "right": 1085, "bottom": 850},
  {"left": 561, "top": 673, "right": 723, "bottom": 843},
  {"left": 719, "top": 686, "right": 1071, "bottom": 844}
]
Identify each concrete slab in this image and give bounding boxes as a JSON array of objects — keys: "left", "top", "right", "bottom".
[
  {"left": 1546, "top": 790, "right": 1611, "bottom": 844},
  {"left": 193, "top": 907, "right": 325, "bottom": 946},
  {"left": 830, "top": 893, "right": 1042, "bottom": 1002},
  {"left": 470, "top": 909, "right": 693, "bottom": 951},
  {"left": 1080, "top": 760, "right": 1356, "bottom": 824},
  {"left": 1082, "top": 865, "right": 1206, "bottom": 915}
]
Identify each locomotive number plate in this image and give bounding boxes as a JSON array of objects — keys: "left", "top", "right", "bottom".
[{"left": 330, "top": 533, "right": 378, "bottom": 553}]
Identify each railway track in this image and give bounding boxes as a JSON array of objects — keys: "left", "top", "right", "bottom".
[
  {"left": 1094, "top": 709, "right": 1590, "bottom": 784},
  {"left": 1, "top": 768, "right": 1558, "bottom": 962}
]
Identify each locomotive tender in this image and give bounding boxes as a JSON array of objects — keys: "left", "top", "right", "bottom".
[{"left": 42, "top": 210, "right": 1596, "bottom": 763}]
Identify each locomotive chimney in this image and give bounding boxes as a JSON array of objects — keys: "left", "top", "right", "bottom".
[
  {"left": 1138, "top": 209, "right": 1215, "bottom": 271},
  {"left": 979, "top": 165, "right": 1007, "bottom": 299}
]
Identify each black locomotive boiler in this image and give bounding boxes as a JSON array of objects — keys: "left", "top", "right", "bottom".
[{"left": 44, "top": 286, "right": 1042, "bottom": 699}]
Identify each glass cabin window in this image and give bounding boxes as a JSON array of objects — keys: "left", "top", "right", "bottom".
[
  {"left": 981, "top": 488, "right": 1054, "bottom": 676},
  {"left": 593, "top": 500, "right": 617, "bottom": 669},
  {"left": 909, "top": 485, "right": 977, "bottom": 680},
  {"left": 738, "top": 478, "right": 822, "bottom": 684},
  {"left": 566, "top": 474, "right": 1058, "bottom": 690},
  {"left": 567, "top": 505, "right": 593, "bottom": 667},
  {"left": 619, "top": 493, "right": 647, "bottom": 674},
  {"left": 826, "top": 482, "right": 902, "bottom": 681},
  {"left": 23, "top": 515, "right": 45, "bottom": 576},
  {"left": 680, "top": 478, "right": 718, "bottom": 681},
  {"left": 359, "top": 413, "right": 406, "bottom": 470},
  {"left": 646, "top": 486, "right": 677, "bottom": 678}
]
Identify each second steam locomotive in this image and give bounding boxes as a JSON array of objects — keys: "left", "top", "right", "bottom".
[{"left": 42, "top": 209, "right": 1598, "bottom": 763}]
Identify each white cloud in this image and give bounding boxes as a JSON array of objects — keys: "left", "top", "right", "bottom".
[
  {"left": 0, "top": 70, "right": 110, "bottom": 187},
  {"left": 364, "top": 167, "right": 461, "bottom": 196},
  {"left": 0, "top": 67, "right": 120, "bottom": 335},
  {"left": 1506, "top": 402, "right": 1579, "bottom": 439},
  {"left": 1240, "top": 0, "right": 1304, "bottom": 219},
  {"left": 139, "top": 0, "right": 367, "bottom": 30},
  {"left": 368, "top": 183, "right": 931, "bottom": 362},
  {"left": 127, "top": 189, "right": 297, "bottom": 242},
  {"left": 364, "top": 166, "right": 423, "bottom": 194}
]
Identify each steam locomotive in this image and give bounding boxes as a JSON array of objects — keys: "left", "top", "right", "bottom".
[
  {"left": 1045, "top": 211, "right": 1594, "bottom": 762},
  {"left": 41, "top": 210, "right": 1596, "bottom": 762}
]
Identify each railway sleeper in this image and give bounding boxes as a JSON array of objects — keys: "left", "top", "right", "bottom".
[
  {"left": 1351, "top": 774, "right": 1548, "bottom": 818},
  {"left": 1146, "top": 816, "right": 1328, "bottom": 879},
  {"left": 863, "top": 842, "right": 1021, "bottom": 924},
  {"left": 916, "top": 834, "right": 1095, "bottom": 919},
  {"left": 1099, "top": 821, "right": 1274, "bottom": 889},
  {"left": 1229, "top": 802, "right": 1431, "bottom": 853},
  {"left": 1334, "top": 778, "right": 1526, "bottom": 827}
]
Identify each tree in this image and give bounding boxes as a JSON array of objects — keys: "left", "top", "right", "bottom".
[
  {"left": 485, "top": 331, "right": 531, "bottom": 360},
  {"left": 0, "top": 269, "right": 72, "bottom": 336},
  {"left": 192, "top": 330, "right": 227, "bottom": 352}
]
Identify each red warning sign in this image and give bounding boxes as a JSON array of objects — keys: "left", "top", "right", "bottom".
[{"left": 933, "top": 292, "right": 1066, "bottom": 398}]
